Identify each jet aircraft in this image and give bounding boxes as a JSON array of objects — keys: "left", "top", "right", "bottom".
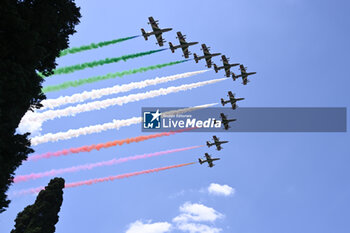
[
  {"left": 214, "top": 113, "right": 237, "bottom": 130},
  {"left": 193, "top": 44, "right": 221, "bottom": 68},
  {"left": 206, "top": 135, "right": 228, "bottom": 151},
  {"left": 141, "top": 17, "right": 172, "bottom": 46},
  {"left": 213, "top": 55, "right": 239, "bottom": 77},
  {"left": 232, "top": 64, "right": 257, "bottom": 85},
  {"left": 198, "top": 153, "right": 220, "bottom": 167},
  {"left": 169, "top": 32, "right": 198, "bottom": 58},
  {"left": 221, "top": 91, "right": 245, "bottom": 109}
]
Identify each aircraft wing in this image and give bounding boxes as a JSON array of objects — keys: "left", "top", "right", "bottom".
[
  {"left": 216, "top": 144, "right": 222, "bottom": 151},
  {"left": 222, "top": 56, "right": 229, "bottom": 65},
  {"left": 177, "top": 32, "right": 187, "bottom": 45},
  {"left": 221, "top": 114, "right": 227, "bottom": 122},
  {"left": 205, "top": 57, "right": 212, "bottom": 68},
  {"left": 242, "top": 76, "right": 248, "bottom": 85},
  {"left": 224, "top": 67, "right": 231, "bottom": 77},
  {"left": 230, "top": 102, "right": 237, "bottom": 110},
  {"left": 205, "top": 153, "right": 211, "bottom": 160},
  {"left": 220, "top": 114, "right": 229, "bottom": 130},
  {"left": 223, "top": 121, "right": 230, "bottom": 130},
  {"left": 213, "top": 136, "right": 219, "bottom": 143},
  {"left": 228, "top": 91, "right": 234, "bottom": 99},
  {"left": 240, "top": 65, "right": 247, "bottom": 74},
  {"left": 202, "top": 44, "right": 210, "bottom": 56},
  {"left": 149, "top": 17, "right": 160, "bottom": 31},
  {"left": 181, "top": 46, "right": 190, "bottom": 58},
  {"left": 155, "top": 33, "right": 164, "bottom": 46}
]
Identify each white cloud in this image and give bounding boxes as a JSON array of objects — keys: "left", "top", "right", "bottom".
[
  {"left": 125, "top": 202, "right": 224, "bottom": 233},
  {"left": 125, "top": 220, "right": 171, "bottom": 233},
  {"left": 208, "top": 183, "right": 235, "bottom": 197},
  {"left": 173, "top": 202, "right": 223, "bottom": 223},
  {"left": 177, "top": 223, "right": 222, "bottom": 233}
]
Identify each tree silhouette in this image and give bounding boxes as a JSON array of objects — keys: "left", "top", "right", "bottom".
[
  {"left": 0, "top": 0, "right": 81, "bottom": 212},
  {"left": 11, "top": 178, "right": 65, "bottom": 233}
]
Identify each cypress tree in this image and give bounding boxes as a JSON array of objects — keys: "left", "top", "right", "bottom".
[{"left": 11, "top": 178, "right": 65, "bottom": 233}]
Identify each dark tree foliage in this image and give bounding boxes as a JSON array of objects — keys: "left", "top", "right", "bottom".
[
  {"left": 11, "top": 178, "right": 65, "bottom": 233},
  {"left": 0, "top": 0, "right": 81, "bottom": 212}
]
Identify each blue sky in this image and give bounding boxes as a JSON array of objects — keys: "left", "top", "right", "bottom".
[{"left": 1, "top": 0, "right": 350, "bottom": 232}]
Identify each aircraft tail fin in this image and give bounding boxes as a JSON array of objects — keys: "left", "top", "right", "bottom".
[
  {"left": 213, "top": 64, "right": 219, "bottom": 73},
  {"left": 169, "top": 42, "right": 175, "bottom": 53},
  {"left": 193, "top": 53, "right": 199, "bottom": 63},
  {"left": 198, "top": 158, "right": 204, "bottom": 164},
  {"left": 141, "top": 28, "right": 148, "bottom": 40},
  {"left": 221, "top": 98, "right": 226, "bottom": 106},
  {"left": 206, "top": 141, "right": 211, "bottom": 147}
]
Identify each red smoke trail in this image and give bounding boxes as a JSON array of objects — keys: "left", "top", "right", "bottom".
[
  {"left": 15, "top": 145, "right": 203, "bottom": 183},
  {"left": 65, "top": 162, "right": 196, "bottom": 188},
  {"left": 27, "top": 128, "right": 195, "bottom": 161},
  {"left": 13, "top": 162, "right": 196, "bottom": 196}
]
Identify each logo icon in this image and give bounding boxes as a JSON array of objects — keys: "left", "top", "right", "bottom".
[{"left": 143, "top": 109, "right": 161, "bottom": 129}]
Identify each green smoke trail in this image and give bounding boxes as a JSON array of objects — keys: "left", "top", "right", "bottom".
[
  {"left": 59, "top": 36, "right": 140, "bottom": 57},
  {"left": 42, "top": 60, "right": 189, "bottom": 93},
  {"left": 41, "top": 48, "right": 167, "bottom": 77}
]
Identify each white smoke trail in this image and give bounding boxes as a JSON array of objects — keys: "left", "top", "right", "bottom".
[
  {"left": 19, "top": 78, "right": 225, "bottom": 133},
  {"left": 40, "top": 70, "right": 209, "bottom": 110},
  {"left": 30, "top": 103, "right": 218, "bottom": 146}
]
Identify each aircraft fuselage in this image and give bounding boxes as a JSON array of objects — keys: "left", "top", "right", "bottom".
[
  {"left": 230, "top": 97, "right": 244, "bottom": 102},
  {"left": 184, "top": 42, "right": 198, "bottom": 46},
  {"left": 174, "top": 42, "right": 198, "bottom": 49},
  {"left": 147, "top": 28, "right": 172, "bottom": 36},
  {"left": 225, "top": 63, "right": 239, "bottom": 69},
  {"left": 198, "top": 53, "right": 221, "bottom": 60},
  {"left": 246, "top": 72, "right": 257, "bottom": 76},
  {"left": 216, "top": 141, "right": 228, "bottom": 145}
]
